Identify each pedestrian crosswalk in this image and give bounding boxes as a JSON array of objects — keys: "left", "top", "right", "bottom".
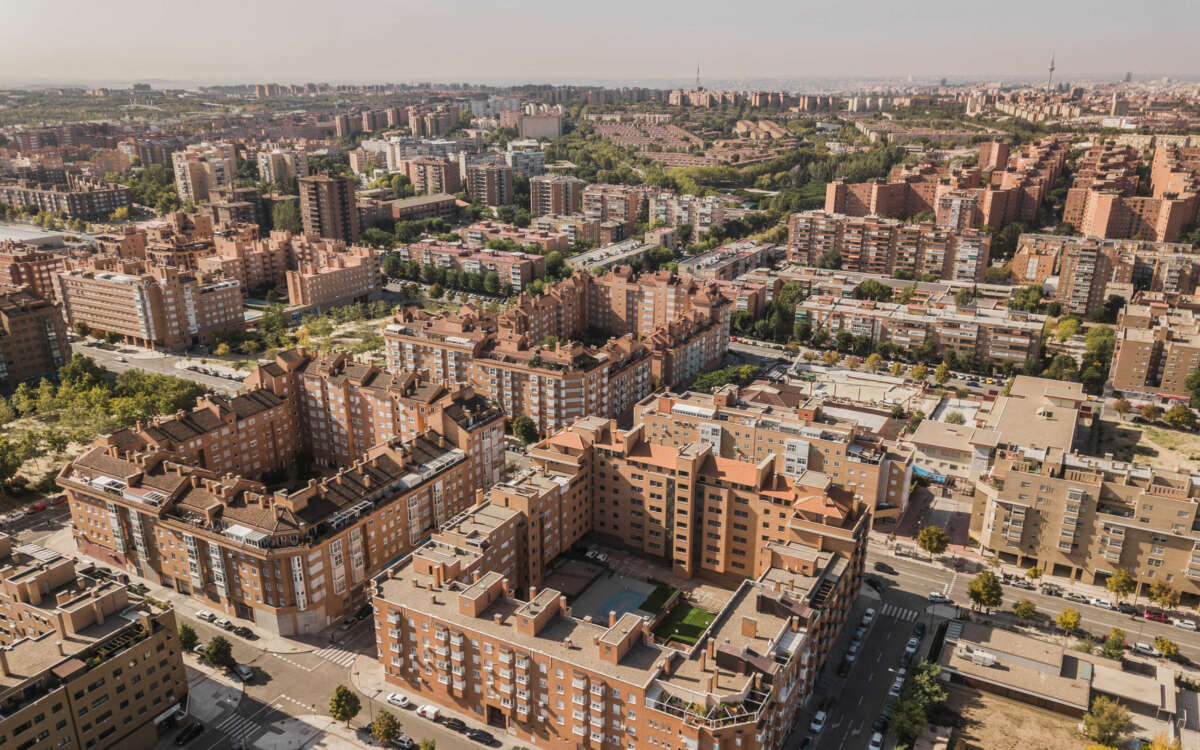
[
  {"left": 214, "top": 711, "right": 263, "bottom": 742},
  {"left": 313, "top": 644, "right": 360, "bottom": 667},
  {"left": 880, "top": 603, "right": 919, "bottom": 622}
]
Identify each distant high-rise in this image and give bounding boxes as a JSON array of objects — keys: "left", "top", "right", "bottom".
[
  {"left": 1046, "top": 52, "right": 1056, "bottom": 92},
  {"left": 298, "top": 173, "right": 360, "bottom": 243},
  {"left": 1124, "top": 71, "right": 1133, "bottom": 83}
]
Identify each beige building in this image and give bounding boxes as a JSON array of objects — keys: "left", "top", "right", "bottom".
[
  {"left": 1109, "top": 302, "right": 1200, "bottom": 400},
  {"left": 298, "top": 173, "right": 360, "bottom": 244},
  {"left": 0, "top": 534, "right": 187, "bottom": 750},
  {"left": 284, "top": 239, "right": 379, "bottom": 313},
  {"left": 171, "top": 143, "right": 236, "bottom": 203}
]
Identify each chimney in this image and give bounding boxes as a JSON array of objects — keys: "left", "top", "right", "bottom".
[
  {"left": 708, "top": 671, "right": 716, "bottom": 692},
  {"left": 699, "top": 646, "right": 707, "bottom": 673},
  {"left": 608, "top": 610, "right": 617, "bottom": 627},
  {"left": 706, "top": 638, "right": 716, "bottom": 660},
  {"left": 529, "top": 586, "right": 537, "bottom": 601},
  {"left": 493, "top": 613, "right": 503, "bottom": 625},
  {"left": 0, "top": 646, "right": 8, "bottom": 677},
  {"left": 56, "top": 641, "right": 64, "bottom": 656},
  {"left": 92, "top": 599, "right": 105, "bottom": 626}
]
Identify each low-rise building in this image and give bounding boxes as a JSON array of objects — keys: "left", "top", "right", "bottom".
[
  {"left": 0, "top": 175, "right": 130, "bottom": 220},
  {"left": 459, "top": 221, "right": 568, "bottom": 254},
  {"left": 393, "top": 241, "right": 545, "bottom": 292}
]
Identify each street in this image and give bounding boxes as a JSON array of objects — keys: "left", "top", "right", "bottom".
[{"left": 72, "top": 340, "right": 243, "bottom": 396}]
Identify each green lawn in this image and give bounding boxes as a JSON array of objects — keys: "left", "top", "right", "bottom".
[
  {"left": 638, "top": 584, "right": 677, "bottom": 615},
  {"left": 654, "top": 602, "right": 716, "bottom": 646}
]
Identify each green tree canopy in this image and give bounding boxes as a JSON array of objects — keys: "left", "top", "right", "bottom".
[
  {"left": 178, "top": 624, "right": 198, "bottom": 651},
  {"left": 1106, "top": 568, "right": 1135, "bottom": 602},
  {"left": 512, "top": 415, "right": 538, "bottom": 445},
  {"left": 329, "top": 684, "right": 361, "bottom": 727},
  {"left": 916, "top": 525, "right": 949, "bottom": 559},
  {"left": 967, "top": 571, "right": 1003, "bottom": 611},
  {"left": 205, "top": 635, "right": 234, "bottom": 668},
  {"left": 1083, "top": 695, "right": 1133, "bottom": 746}
]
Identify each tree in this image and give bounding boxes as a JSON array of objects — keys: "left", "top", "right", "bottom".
[
  {"left": 1025, "top": 566, "right": 1042, "bottom": 582},
  {"left": 911, "top": 363, "right": 928, "bottom": 381},
  {"left": 428, "top": 283, "right": 444, "bottom": 299},
  {"left": 1186, "top": 369, "right": 1200, "bottom": 408},
  {"left": 371, "top": 710, "right": 401, "bottom": 743},
  {"left": 214, "top": 342, "right": 232, "bottom": 356},
  {"left": 381, "top": 255, "right": 404, "bottom": 278},
  {"left": 1142, "top": 404, "right": 1163, "bottom": 422},
  {"left": 815, "top": 250, "right": 842, "bottom": 269},
  {"left": 1113, "top": 398, "right": 1132, "bottom": 418},
  {"left": 73, "top": 322, "right": 91, "bottom": 338},
  {"left": 944, "top": 411, "right": 965, "bottom": 425},
  {"left": 419, "top": 741, "right": 437, "bottom": 750},
  {"left": 1054, "top": 317, "right": 1080, "bottom": 342},
  {"left": 1154, "top": 636, "right": 1178, "bottom": 658},
  {"left": 205, "top": 635, "right": 234, "bottom": 669},
  {"left": 178, "top": 624, "right": 198, "bottom": 651},
  {"left": 890, "top": 362, "right": 904, "bottom": 377},
  {"left": 1144, "top": 734, "right": 1183, "bottom": 750},
  {"left": 329, "top": 684, "right": 361, "bottom": 727},
  {"left": 483, "top": 271, "right": 500, "bottom": 295},
  {"left": 1083, "top": 695, "right": 1133, "bottom": 746},
  {"left": 967, "top": 571, "right": 1003, "bottom": 612},
  {"left": 1056, "top": 608, "right": 1081, "bottom": 635},
  {"left": 1106, "top": 568, "right": 1135, "bottom": 603},
  {"left": 934, "top": 363, "right": 950, "bottom": 384},
  {"left": 1148, "top": 581, "right": 1180, "bottom": 610},
  {"left": 272, "top": 201, "right": 302, "bottom": 234},
  {"left": 916, "top": 525, "right": 949, "bottom": 560},
  {"left": 865, "top": 353, "right": 883, "bottom": 372},
  {"left": 1164, "top": 404, "right": 1197, "bottom": 430},
  {"left": 512, "top": 415, "right": 538, "bottom": 445},
  {"left": 821, "top": 350, "right": 840, "bottom": 366},
  {"left": 1101, "top": 627, "right": 1126, "bottom": 659},
  {"left": 1013, "top": 598, "right": 1037, "bottom": 622}
]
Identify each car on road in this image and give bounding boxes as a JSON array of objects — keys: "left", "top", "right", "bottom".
[
  {"left": 862, "top": 608, "right": 876, "bottom": 624},
  {"left": 192, "top": 644, "right": 207, "bottom": 656},
  {"left": 441, "top": 717, "right": 468, "bottom": 733},
  {"left": 1134, "top": 642, "right": 1162, "bottom": 657},
  {"left": 115, "top": 356, "right": 127, "bottom": 363},
  {"left": 25, "top": 501, "right": 47, "bottom": 514},
  {"left": 913, "top": 622, "right": 927, "bottom": 638},
  {"left": 1174, "top": 618, "right": 1198, "bottom": 631},
  {"left": 353, "top": 604, "right": 372, "bottom": 621},
  {"left": 868, "top": 732, "right": 884, "bottom": 750},
  {"left": 872, "top": 562, "right": 897, "bottom": 575},
  {"left": 1090, "top": 597, "right": 1113, "bottom": 609},
  {"left": 49, "top": 494, "right": 68, "bottom": 506},
  {"left": 235, "top": 664, "right": 254, "bottom": 681},
  {"left": 196, "top": 610, "right": 216, "bottom": 622},
  {"left": 338, "top": 618, "right": 356, "bottom": 631},
  {"left": 905, "top": 637, "right": 920, "bottom": 657},
  {"left": 415, "top": 705, "right": 440, "bottom": 721},
  {"left": 174, "top": 722, "right": 204, "bottom": 746},
  {"left": 392, "top": 735, "right": 416, "bottom": 750},
  {"left": 1116, "top": 603, "right": 1138, "bottom": 615},
  {"left": 466, "top": 728, "right": 498, "bottom": 745},
  {"left": 233, "top": 625, "right": 254, "bottom": 639},
  {"left": 213, "top": 618, "right": 232, "bottom": 629},
  {"left": 928, "top": 592, "right": 950, "bottom": 603},
  {"left": 888, "top": 676, "right": 904, "bottom": 697},
  {"left": 1064, "top": 593, "right": 1089, "bottom": 604},
  {"left": 386, "top": 692, "right": 411, "bottom": 709},
  {"left": 809, "top": 711, "right": 827, "bottom": 733},
  {"left": 1144, "top": 609, "right": 1169, "bottom": 622}
]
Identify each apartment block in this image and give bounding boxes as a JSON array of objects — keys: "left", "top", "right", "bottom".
[
  {"left": 587, "top": 265, "right": 732, "bottom": 338},
  {"left": 504, "top": 149, "right": 546, "bottom": 177},
  {"left": 54, "top": 261, "right": 242, "bottom": 350},
  {"left": 59, "top": 351, "right": 505, "bottom": 635},
  {"left": 255, "top": 148, "right": 309, "bottom": 184},
  {"left": 285, "top": 239, "right": 379, "bottom": 313},
  {"left": 787, "top": 210, "right": 991, "bottom": 282},
  {"left": 198, "top": 226, "right": 291, "bottom": 294},
  {"left": 0, "top": 284, "right": 69, "bottom": 393},
  {"left": 795, "top": 295, "right": 1045, "bottom": 365},
  {"left": 530, "top": 175, "right": 585, "bottom": 217},
  {"left": 0, "top": 536, "right": 188, "bottom": 750},
  {"left": 386, "top": 193, "right": 459, "bottom": 223},
  {"left": 531, "top": 215, "right": 600, "bottom": 247},
  {"left": 393, "top": 241, "right": 545, "bottom": 291},
  {"left": 459, "top": 221, "right": 568, "bottom": 254},
  {"left": 371, "top": 417, "right": 868, "bottom": 749},
  {"left": 1109, "top": 302, "right": 1200, "bottom": 400},
  {"left": 298, "top": 173, "right": 360, "bottom": 244},
  {"left": 400, "top": 158, "right": 462, "bottom": 196},
  {"left": 0, "top": 175, "right": 130, "bottom": 221},
  {"left": 583, "top": 185, "right": 643, "bottom": 234},
  {"left": 0, "top": 242, "right": 68, "bottom": 300},
  {"left": 677, "top": 240, "right": 780, "bottom": 281},
  {"left": 464, "top": 163, "right": 514, "bottom": 208},
  {"left": 635, "top": 384, "right": 913, "bottom": 523},
  {"left": 647, "top": 191, "right": 727, "bottom": 240},
  {"left": 171, "top": 143, "right": 236, "bottom": 203}
]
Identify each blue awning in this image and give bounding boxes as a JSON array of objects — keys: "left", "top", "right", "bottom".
[{"left": 912, "top": 465, "right": 947, "bottom": 483}]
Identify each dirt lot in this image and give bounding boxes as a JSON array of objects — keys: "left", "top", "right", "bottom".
[
  {"left": 947, "top": 686, "right": 1086, "bottom": 750},
  {"left": 1096, "top": 415, "right": 1200, "bottom": 472}
]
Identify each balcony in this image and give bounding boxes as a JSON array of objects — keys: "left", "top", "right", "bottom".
[{"left": 498, "top": 651, "right": 513, "bottom": 664}]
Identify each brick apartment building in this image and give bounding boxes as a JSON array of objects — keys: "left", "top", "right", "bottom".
[
  {"left": 583, "top": 185, "right": 643, "bottom": 235},
  {"left": 795, "top": 295, "right": 1045, "bottom": 366},
  {"left": 0, "top": 535, "right": 188, "bottom": 750},
  {"left": 0, "top": 175, "right": 130, "bottom": 220},
  {"left": 634, "top": 383, "right": 914, "bottom": 524},
  {"left": 1108, "top": 301, "right": 1200, "bottom": 400},
  {"left": 787, "top": 211, "right": 991, "bottom": 282},
  {"left": 255, "top": 148, "right": 309, "bottom": 185},
  {"left": 385, "top": 193, "right": 459, "bottom": 223},
  {"left": 54, "top": 260, "right": 243, "bottom": 350},
  {"left": 647, "top": 191, "right": 727, "bottom": 241},
  {"left": 529, "top": 175, "right": 585, "bottom": 217},
  {"left": 400, "top": 158, "right": 462, "bottom": 196},
  {"left": 370, "top": 415, "right": 869, "bottom": 749},
  {"left": 171, "top": 143, "right": 236, "bottom": 203},
  {"left": 824, "top": 139, "right": 1068, "bottom": 231},
  {"left": 0, "top": 284, "right": 69, "bottom": 393},
  {"left": 298, "top": 173, "right": 360, "bottom": 244},
  {"left": 284, "top": 239, "right": 380, "bottom": 313},
  {"left": 464, "top": 162, "right": 514, "bottom": 208},
  {"left": 0, "top": 241, "right": 68, "bottom": 300},
  {"left": 393, "top": 241, "right": 546, "bottom": 291},
  {"left": 677, "top": 240, "right": 780, "bottom": 281},
  {"left": 58, "top": 348, "right": 505, "bottom": 635},
  {"left": 459, "top": 221, "right": 569, "bottom": 254}
]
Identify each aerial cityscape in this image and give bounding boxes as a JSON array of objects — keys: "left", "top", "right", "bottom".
[{"left": 2, "top": 4, "right": 1200, "bottom": 750}]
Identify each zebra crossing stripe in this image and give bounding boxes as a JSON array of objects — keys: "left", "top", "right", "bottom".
[
  {"left": 314, "top": 646, "right": 359, "bottom": 667},
  {"left": 215, "top": 713, "right": 261, "bottom": 738}
]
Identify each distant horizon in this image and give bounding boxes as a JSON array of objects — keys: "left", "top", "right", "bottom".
[{"left": 4, "top": 0, "right": 1197, "bottom": 89}]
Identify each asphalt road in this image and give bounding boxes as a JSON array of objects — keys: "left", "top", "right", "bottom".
[{"left": 72, "top": 341, "right": 243, "bottom": 396}]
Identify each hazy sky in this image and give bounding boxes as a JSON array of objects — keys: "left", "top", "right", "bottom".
[{"left": 4, "top": 0, "right": 1198, "bottom": 86}]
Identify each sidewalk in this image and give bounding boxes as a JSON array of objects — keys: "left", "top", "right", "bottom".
[
  {"left": 349, "top": 655, "right": 525, "bottom": 749},
  {"left": 40, "top": 524, "right": 326, "bottom": 655}
]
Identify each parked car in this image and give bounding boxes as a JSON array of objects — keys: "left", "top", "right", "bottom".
[
  {"left": 1039, "top": 584, "right": 1063, "bottom": 596},
  {"left": 235, "top": 664, "right": 254, "bottom": 681},
  {"left": 49, "top": 494, "right": 68, "bottom": 506},
  {"left": 905, "top": 637, "right": 920, "bottom": 657},
  {"left": 415, "top": 705, "right": 440, "bottom": 721},
  {"left": 392, "top": 735, "right": 416, "bottom": 750},
  {"left": 1134, "top": 642, "right": 1162, "bottom": 657},
  {"left": 195, "top": 610, "right": 216, "bottom": 622},
  {"left": 386, "top": 692, "right": 411, "bottom": 709},
  {"left": 1010, "top": 579, "right": 1035, "bottom": 590},
  {"left": 868, "top": 732, "right": 885, "bottom": 750},
  {"left": 888, "top": 677, "right": 904, "bottom": 697},
  {"left": 353, "top": 604, "right": 372, "bottom": 621},
  {"left": 338, "top": 618, "right": 356, "bottom": 631},
  {"left": 192, "top": 644, "right": 207, "bottom": 656},
  {"left": 1064, "top": 593, "right": 1089, "bottom": 604},
  {"left": 847, "top": 639, "right": 861, "bottom": 656},
  {"left": 864, "top": 575, "right": 883, "bottom": 592},
  {"left": 1174, "top": 618, "right": 1198, "bottom": 631},
  {"left": 115, "top": 356, "right": 128, "bottom": 363},
  {"left": 872, "top": 562, "right": 897, "bottom": 575},
  {"left": 1116, "top": 602, "right": 1138, "bottom": 615},
  {"left": 441, "top": 717, "right": 468, "bottom": 733},
  {"left": 174, "top": 723, "right": 204, "bottom": 746},
  {"left": 466, "top": 728, "right": 498, "bottom": 745},
  {"left": 1144, "top": 609, "right": 1169, "bottom": 622},
  {"left": 928, "top": 592, "right": 950, "bottom": 603},
  {"left": 1089, "top": 597, "right": 1113, "bottom": 609},
  {"left": 862, "top": 608, "right": 876, "bottom": 624},
  {"left": 25, "top": 501, "right": 47, "bottom": 515},
  {"left": 809, "top": 711, "right": 827, "bottom": 733},
  {"left": 213, "top": 618, "right": 232, "bottom": 630},
  {"left": 913, "top": 622, "right": 927, "bottom": 638},
  {"left": 233, "top": 626, "right": 254, "bottom": 639}
]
